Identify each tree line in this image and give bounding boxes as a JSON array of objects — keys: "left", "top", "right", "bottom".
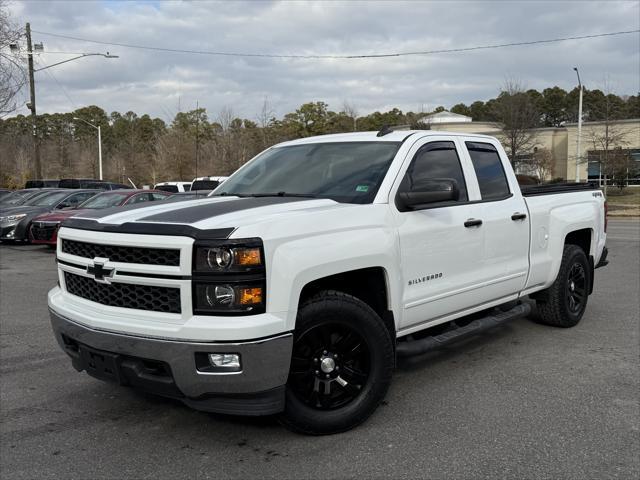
[{"left": 0, "top": 86, "right": 637, "bottom": 188}]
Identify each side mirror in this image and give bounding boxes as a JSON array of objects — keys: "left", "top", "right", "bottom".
[
  {"left": 56, "top": 202, "right": 71, "bottom": 209},
  {"left": 396, "top": 178, "right": 459, "bottom": 211}
]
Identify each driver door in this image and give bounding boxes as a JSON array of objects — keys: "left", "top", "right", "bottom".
[{"left": 394, "top": 138, "right": 487, "bottom": 329}]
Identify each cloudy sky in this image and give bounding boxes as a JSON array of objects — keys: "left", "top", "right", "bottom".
[{"left": 6, "top": 0, "right": 640, "bottom": 122}]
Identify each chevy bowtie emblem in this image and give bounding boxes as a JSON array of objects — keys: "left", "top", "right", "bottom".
[{"left": 87, "top": 257, "right": 114, "bottom": 283}]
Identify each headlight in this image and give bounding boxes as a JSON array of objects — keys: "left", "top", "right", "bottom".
[
  {"left": 0, "top": 214, "right": 27, "bottom": 224},
  {"left": 194, "top": 242, "right": 263, "bottom": 273},
  {"left": 193, "top": 282, "right": 265, "bottom": 314},
  {"left": 192, "top": 238, "right": 266, "bottom": 315}
]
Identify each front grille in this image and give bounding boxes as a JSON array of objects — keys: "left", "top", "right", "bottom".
[
  {"left": 64, "top": 272, "right": 181, "bottom": 313},
  {"left": 62, "top": 239, "right": 180, "bottom": 266},
  {"left": 31, "top": 223, "right": 57, "bottom": 240}
]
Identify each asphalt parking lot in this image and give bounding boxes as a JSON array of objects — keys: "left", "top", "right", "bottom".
[{"left": 1, "top": 219, "right": 638, "bottom": 479}]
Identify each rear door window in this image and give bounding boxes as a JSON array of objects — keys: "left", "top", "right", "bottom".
[{"left": 465, "top": 142, "right": 511, "bottom": 201}]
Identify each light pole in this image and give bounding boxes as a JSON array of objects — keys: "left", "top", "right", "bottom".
[
  {"left": 19, "top": 23, "right": 118, "bottom": 179},
  {"left": 74, "top": 117, "right": 103, "bottom": 180},
  {"left": 573, "top": 67, "right": 583, "bottom": 183}
]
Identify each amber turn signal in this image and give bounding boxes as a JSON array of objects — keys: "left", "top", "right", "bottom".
[
  {"left": 238, "top": 287, "right": 263, "bottom": 305},
  {"left": 235, "top": 248, "right": 262, "bottom": 266}
]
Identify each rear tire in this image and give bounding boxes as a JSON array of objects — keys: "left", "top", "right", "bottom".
[
  {"left": 535, "top": 244, "right": 590, "bottom": 328},
  {"left": 279, "top": 290, "right": 394, "bottom": 435}
]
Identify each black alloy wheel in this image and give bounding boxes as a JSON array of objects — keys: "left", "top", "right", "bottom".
[
  {"left": 279, "top": 290, "right": 394, "bottom": 435},
  {"left": 288, "top": 322, "right": 370, "bottom": 410},
  {"left": 534, "top": 244, "right": 591, "bottom": 328},
  {"left": 566, "top": 262, "right": 587, "bottom": 314}
]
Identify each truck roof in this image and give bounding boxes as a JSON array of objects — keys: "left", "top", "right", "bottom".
[{"left": 277, "top": 130, "right": 498, "bottom": 147}]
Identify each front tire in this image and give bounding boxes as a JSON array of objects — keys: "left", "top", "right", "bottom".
[
  {"left": 279, "top": 290, "right": 394, "bottom": 435},
  {"left": 535, "top": 244, "right": 591, "bottom": 328}
]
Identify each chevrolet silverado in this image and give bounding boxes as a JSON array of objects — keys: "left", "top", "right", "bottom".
[{"left": 48, "top": 130, "right": 608, "bottom": 434}]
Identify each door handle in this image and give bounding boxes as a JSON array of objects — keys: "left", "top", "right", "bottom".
[
  {"left": 464, "top": 218, "right": 483, "bottom": 228},
  {"left": 511, "top": 212, "right": 527, "bottom": 221}
]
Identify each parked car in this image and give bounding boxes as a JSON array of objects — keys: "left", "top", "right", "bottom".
[
  {"left": 84, "top": 182, "right": 132, "bottom": 190},
  {"left": 58, "top": 178, "right": 103, "bottom": 189},
  {"left": 30, "top": 189, "right": 172, "bottom": 246},
  {"left": 24, "top": 179, "right": 60, "bottom": 188},
  {"left": 154, "top": 181, "right": 192, "bottom": 193},
  {"left": 0, "top": 188, "right": 61, "bottom": 207},
  {"left": 165, "top": 191, "right": 213, "bottom": 202},
  {"left": 0, "top": 189, "right": 99, "bottom": 242},
  {"left": 190, "top": 176, "right": 228, "bottom": 191},
  {"left": 48, "top": 130, "right": 607, "bottom": 434}
]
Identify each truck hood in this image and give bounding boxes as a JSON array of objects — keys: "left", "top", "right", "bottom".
[{"left": 62, "top": 196, "right": 356, "bottom": 235}]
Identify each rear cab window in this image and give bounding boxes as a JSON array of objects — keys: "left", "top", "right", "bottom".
[
  {"left": 465, "top": 142, "right": 511, "bottom": 201},
  {"left": 155, "top": 185, "right": 179, "bottom": 193}
]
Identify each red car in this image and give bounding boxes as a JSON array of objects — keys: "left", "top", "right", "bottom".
[{"left": 30, "top": 189, "right": 171, "bottom": 246}]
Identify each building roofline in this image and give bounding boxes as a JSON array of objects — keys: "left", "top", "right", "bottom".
[{"left": 565, "top": 118, "right": 639, "bottom": 127}]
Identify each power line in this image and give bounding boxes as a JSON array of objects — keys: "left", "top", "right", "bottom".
[
  {"left": 32, "top": 29, "right": 640, "bottom": 60},
  {"left": 35, "top": 57, "right": 77, "bottom": 109}
]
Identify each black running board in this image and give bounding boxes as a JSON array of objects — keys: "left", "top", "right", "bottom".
[{"left": 396, "top": 303, "right": 531, "bottom": 358}]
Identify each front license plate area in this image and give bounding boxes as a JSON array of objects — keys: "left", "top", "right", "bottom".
[{"left": 79, "top": 344, "right": 122, "bottom": 383}]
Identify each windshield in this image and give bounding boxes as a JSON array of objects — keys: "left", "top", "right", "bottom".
[
  {"left": 214, "top": 142, "right": 400, "bottom": 204},
  {"left": 31, "top": 191, "right": 70, "bottom": 206},
  {"left": 1, "top": 192, "right": 29, "bottom": 206},
  {"left": 80, "top": 192, "right": 130, "bottom": 209},
  {"left": 14, "top": 190, "right": 56, "bottom": 205}
]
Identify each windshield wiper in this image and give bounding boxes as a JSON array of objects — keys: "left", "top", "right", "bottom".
[{"left": 212, "top": 192, "right": 251, "bottom": 197}]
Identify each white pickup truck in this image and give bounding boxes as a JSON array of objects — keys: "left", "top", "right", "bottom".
[{"left": 48, "top": 130, "right": 608, "bottom": 434}]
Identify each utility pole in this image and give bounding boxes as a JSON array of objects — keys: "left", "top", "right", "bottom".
[
  {"left": 573, "top": 67, "right": 583, "bottom": 183},
  {"left": 73, "top": 117, "right": 103, "bottom": 179},
  {"left": 25, "top": 23, "right": 42, "bottom": 179},
  {"left": 97, "top": 125, "right": 103, "bottom": 180},
  {"left": 195, "top": 100, "right": 199, "bottom": 179}
]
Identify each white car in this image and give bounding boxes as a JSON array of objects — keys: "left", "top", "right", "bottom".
[
  {"left": 48, "top": 130, "right": 608, "bottom": 434},
  {"left": 153, "top": 181, "right": 192, "bottom": 193}
]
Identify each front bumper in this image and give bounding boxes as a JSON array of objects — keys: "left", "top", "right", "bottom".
[
  {"left": 30, "top": 221, "right": 59, "bottom": 244},
  {"left": 50, "top": 309, "right": 293, "bottom": 415},
  {"left": 1, "top": 219, "right": 29, "bottom": 241},
  {"left": 0, "top": 223, "right": 17, "bottom": 240}
]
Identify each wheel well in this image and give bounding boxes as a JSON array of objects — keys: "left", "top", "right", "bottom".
[
  {"left": 299, "top": 267, "right": 395, "bottom": 338},
  {"left": 565, "top": 228, "right": 592, "bottom": 256}
]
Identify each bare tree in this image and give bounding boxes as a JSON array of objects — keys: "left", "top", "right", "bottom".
[
  {"left": 493, "top": 78, "right": 539, "bottom": 167},
  {"left": 585, "top": 123, "right": 634, "bottom": 195},
  {"left": 0, "top": 1, "right": 26, "bottom": 117},
  {"left": 530, "top": 147, "right": 555, "bottom": 181},
  {"left": 342, "top": 100, "right": 358, "bottom": 132},
  {"left": 584, "top": 79, "right": 635, "bottom": 195},
  {"left": 257, "top": 96, "right": 274, "bottom": 147}
]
